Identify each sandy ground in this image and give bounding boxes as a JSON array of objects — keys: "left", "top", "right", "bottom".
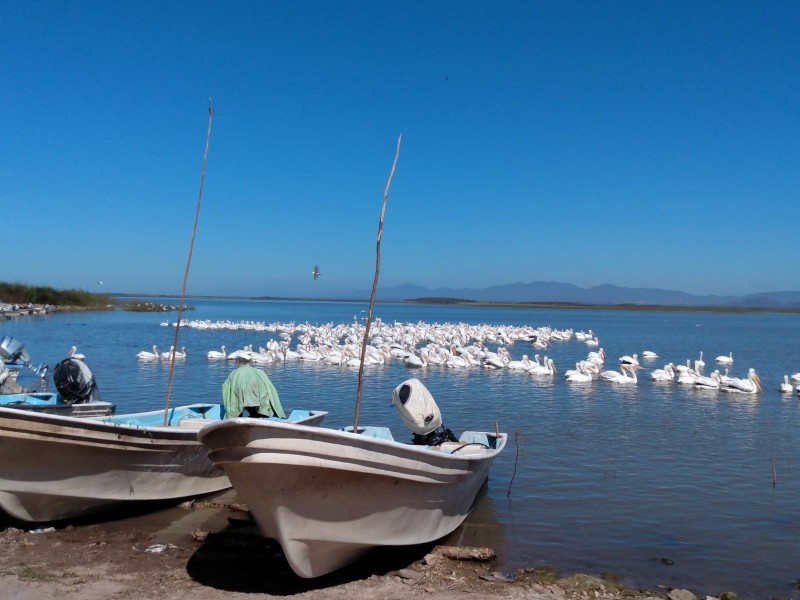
[{"left": 0, "top": 497, "right": 703, "bottom": 600}]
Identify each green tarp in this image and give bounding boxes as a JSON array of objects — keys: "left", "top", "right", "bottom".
[{"left": 222, "top": 365, "right": 286, "bottom": 419}]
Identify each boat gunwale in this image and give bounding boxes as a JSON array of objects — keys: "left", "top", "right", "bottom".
[{"left": 199, "top": 417, "right": 508, "bottom": 461}]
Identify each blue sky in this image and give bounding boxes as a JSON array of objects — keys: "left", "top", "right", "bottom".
[{"left": 3, "top": 1, "right": 799, "bottom": 298}]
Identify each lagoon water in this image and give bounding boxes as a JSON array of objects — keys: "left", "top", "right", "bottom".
[{"left": 2, "top": 298, "right": 800, "bottom": 599}]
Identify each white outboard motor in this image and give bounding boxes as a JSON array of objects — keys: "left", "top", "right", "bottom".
[
  {"left": 391, "top": 378, "right": 456, "bottom": 445},
  {"left": 0, "top": 335, "right": 30, "bottom": 365},
  {"left": 53, "top": 357, "right": 101, "bottom": 404}
]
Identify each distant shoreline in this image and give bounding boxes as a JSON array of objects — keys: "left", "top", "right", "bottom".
[{"left": 109, "top": 293, "right": 800, "bottom": 315}]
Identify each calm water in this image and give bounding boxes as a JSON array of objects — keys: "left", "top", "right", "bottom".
[{"left": 3, "top": 299, "right": 800, "bottom": 598}]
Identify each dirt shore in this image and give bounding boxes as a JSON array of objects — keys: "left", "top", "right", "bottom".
[{"left": 0, "top": 500, "right": 714, "bottom": 600}]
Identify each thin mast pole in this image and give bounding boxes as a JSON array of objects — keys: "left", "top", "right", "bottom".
[
  {"left": 164, "top": 100, "right": 214, "bottom": 426},
  {"left": 354, "top": 134, "right": 402, "bottom": 432}
]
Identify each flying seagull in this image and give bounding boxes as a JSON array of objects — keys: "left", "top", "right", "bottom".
[{"left": 312, "top": 265, "right": 320, "bottom": 280}]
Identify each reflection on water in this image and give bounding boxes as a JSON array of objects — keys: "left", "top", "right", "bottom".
[{"left": 2, "top": 300, "right": 800, "bottom": 599}]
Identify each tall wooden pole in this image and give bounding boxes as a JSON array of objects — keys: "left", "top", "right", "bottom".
[
  {"left": 353, "top": 134, "right": 402, "bottom": 432},
  {"left": 164, "top": 100, "right": 214, "bottom": 425}
]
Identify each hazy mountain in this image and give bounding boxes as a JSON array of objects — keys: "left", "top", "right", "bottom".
[{"left": 320, "top": 281, "right": 800, "bottom": 309}]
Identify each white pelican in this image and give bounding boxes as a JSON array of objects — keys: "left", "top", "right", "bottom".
[
  {"left": 780, "top": 375, "right": 793, "bottom": 394},
  {"left": 506, "top": 354, "right": 532, "bottom": 371},
  {"left": 619, "top": 353, "right": 639, "bottom": 367},
  {"left": 601, "top": 363, "right": 637, "bottom": 384},
  {"left": 715, "top": 352, "right": 733, "bottom": 365},
  {"left": 694, "top": 370, "right": 722, "bottom": 390},
  {"left": 695, "top": 351, "right": 705, "bottom": 371},
  {"left": 446, "top": 353, "right": 470, "bottom": 369},
  {"left": 321, "top": 347, "right": 346, "bottom": 365},
  {"left": 207, "top": 345, "right": 227, "bottom": 360},
  {"left": 641, "top": 350, "right": 658, "bottom": 360},
  {"left": 565, "top": 363, "right": 593, "bottom": 383},
  {"left": 280, "top": 342, "right": 301, "bottom": 362},
  {"left": 67, "top": 346, "right": 86, "bottom": 361},
  {"left": 163, "top": 346, "right": 187, "bottom": 359},
  {"left": 482, "top": 350, "right": 508, "bottom": 369},
  {"left": 790, "top": 372, "right": 800, "bottom": 382},
  {"left": 564, "top": 362, "right": 587, "bottom": 378},
  {"left": 586, "top": 348, "right": 605, "bottom": 366},
  {"left": 296, "top": 345, "right": 321, "bottom": 362},
  {"left": 650, "top": 363, "right": 675, "bottom": 381},
  {"left": 677, "top": 363, "right": 701, "bottom": 385},
  {"left": 228, "top": 345, "right": 255, "bottom": 362},
  {"left": 403, "top": 352, "right": 427, "bottom": 368},
  {"left": 529, "top": 357, "right": 556, "bottom": 376},
  {"left": 249, "top": 349, "right": 274, "bottom": 364},
  {"left": 720, "top": 368, "right": 762, "bottom": 394},
  {"left": 136, "top": 345, "right": 161, "bottom": 360}
]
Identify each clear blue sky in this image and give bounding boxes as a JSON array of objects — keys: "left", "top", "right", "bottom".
[{"left": 3, "top": 1, "right": 798, "bottom": 298}]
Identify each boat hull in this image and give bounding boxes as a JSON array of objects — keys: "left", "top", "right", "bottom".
[
  {"left": 0, "top": 406, "right": 327, "bottom": 523},
  {"left": 199, "top": 419, "right": 507, "bottom": 578}
]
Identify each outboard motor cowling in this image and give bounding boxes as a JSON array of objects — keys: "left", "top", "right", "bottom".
[
  {"left": 391, "top": 378, "right": 459, "bottom": 445},
  {"left": 0, "top": 335, "right": 30, "bottom": 365},
  {"left": 53, "top": 357, "right": 101, "bottom": 404}
]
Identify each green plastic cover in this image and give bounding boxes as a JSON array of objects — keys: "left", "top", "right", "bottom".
[{"left": 221, "top": 365, "right": 286, "bottom": 419}]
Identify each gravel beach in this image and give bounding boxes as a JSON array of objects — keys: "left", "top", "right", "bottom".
[{"left": 0, "top": 501, "right": 727, "bottom": 600}]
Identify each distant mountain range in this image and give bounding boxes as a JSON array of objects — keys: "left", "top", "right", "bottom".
[{"left": 324, "top": 282, "right": 800, "bottom": 309}]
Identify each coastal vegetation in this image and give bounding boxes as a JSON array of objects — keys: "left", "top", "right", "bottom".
[
  {"left": 0, "top": 282, "right": 111, "bottom": 309},
  {"left": 0, "top": 282, "right": 188, "bottom": 313}
]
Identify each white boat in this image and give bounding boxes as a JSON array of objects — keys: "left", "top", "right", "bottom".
[
  {"left": 0, "top": 390, "right": 116, "bottom": 417},
  {"left": 0, "top": 403, "right": 327, "bottom": 523},
  {"left": 2, "top": 339, "right": 112, "bottom": 416},
  {"left": 198, "top": 378, "right": 506, "bottom": 578}
]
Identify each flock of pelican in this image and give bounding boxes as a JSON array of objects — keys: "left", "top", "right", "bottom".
[
  {"left": 565, "top": 344, "right": 769, "bottom": 395},
  {"left": 135, "top": 318, "right": 797, "bottom": 396}
]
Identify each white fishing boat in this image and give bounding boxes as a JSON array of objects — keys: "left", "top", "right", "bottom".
[
  {"left": 198, "top": 378, "right": 506, "bottom": 578},
  {"left": 0, "top": 362, "right": 327, "bottom": 523},
  {"left": 1, "top": 337, "right": 114, "bottom": 416},
  {"left": 0, "top": 402, "right": 327, "bottom": 523}
]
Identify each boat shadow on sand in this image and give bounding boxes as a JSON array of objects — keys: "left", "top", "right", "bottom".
[{"left": 185, "top": 519, "right": 438, "bottom": 594}]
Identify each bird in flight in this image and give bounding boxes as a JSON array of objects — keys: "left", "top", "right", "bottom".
[{"left": 312, "top": 265, "right": 320, "bottom": 280}]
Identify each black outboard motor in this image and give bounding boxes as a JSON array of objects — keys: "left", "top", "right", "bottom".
[{"left": 53, "top": 357, "right": 101, "bottom": 404}]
